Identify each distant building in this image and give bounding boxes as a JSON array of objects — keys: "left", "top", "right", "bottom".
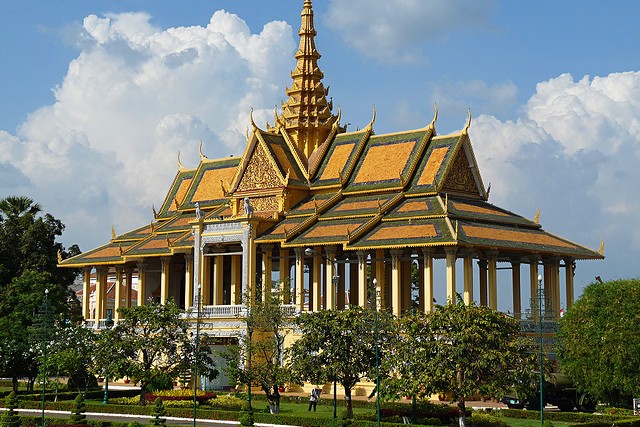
[{"left": 60, "top": 0, "right": 602, "bottom": 387}]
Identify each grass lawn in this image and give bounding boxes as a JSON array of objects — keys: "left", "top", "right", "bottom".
[
  {"left": 250, "top": 399, "right": 373, "bottom": 418},
  {"left": 499, "top": 417, "right": 575, "bottom": 427}
]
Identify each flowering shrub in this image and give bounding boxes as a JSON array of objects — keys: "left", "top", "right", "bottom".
[
  {"left": 207, "top": 394, "right": 244, "bottom": 410},
  {"left": 145, "top": 389, "right": 215, "bottom": 403},
  {"left": 110, "top": 396, "right": 140, "bottom": 405}
]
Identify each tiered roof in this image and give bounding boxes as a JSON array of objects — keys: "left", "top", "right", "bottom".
[{"left": 59, "top": 0, "right": 602, "bottom": 269}]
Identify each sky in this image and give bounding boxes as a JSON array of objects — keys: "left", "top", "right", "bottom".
[{"left": 1, "top": 0, "right": 639, "bottom": 312}]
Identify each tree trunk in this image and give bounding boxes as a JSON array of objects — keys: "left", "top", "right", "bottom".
[
  {"left": 345, "top": 386, "right": 353, "bottom": 419},
  {"left": 139, "top": 383, "right": 148, "bottom": 405},
  {"left": 12, "top": 376, "right": 18, "bottom": 392},
  {"left": 458, "top": 399, "right": 467, "bottom": 427}
]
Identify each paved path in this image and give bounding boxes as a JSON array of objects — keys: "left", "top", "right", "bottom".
[{"left": 6, "top": 408, "right": 298, "bottom": 427}]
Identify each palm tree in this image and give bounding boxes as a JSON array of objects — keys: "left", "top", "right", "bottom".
[{"left": 0, "top": 196, "right": 41, "bottom": 220}]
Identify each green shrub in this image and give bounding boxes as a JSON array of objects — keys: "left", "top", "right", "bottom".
[
  {"left": 70, "top": 393, "right": 87, "bottom": 425},
  {"left": 146, "top": 373, "right": 173, "bottom": 392},
  {"left": 469, "top": 413, "right": 510, "bottom": 427},
  {"left": 148, "top": 398, "right": 166, "bottom": 426},
  {"left": 207, "top": 395, "right": 243, "bottom": 410},
  {"left": 1, "top": 391, "right": 21, "bottom": 427}
]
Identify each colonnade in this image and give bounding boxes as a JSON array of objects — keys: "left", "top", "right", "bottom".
[{"left": 81, "top": 244, "right": 575, "bottom": 323}]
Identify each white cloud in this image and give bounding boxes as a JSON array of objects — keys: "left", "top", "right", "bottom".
[
  {"left": 470, "top": 71, "right": 640, "bottom": 268},
  {"left": 0, "top": 10, "right": 295, "bottom": 251},
  {"left": 325, "top": 0, "right": 495, "bottom": 62}
]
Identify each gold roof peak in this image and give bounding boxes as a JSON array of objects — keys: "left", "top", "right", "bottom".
[{"left": 269, "top": 0, "right": 343, "bottom": 163}]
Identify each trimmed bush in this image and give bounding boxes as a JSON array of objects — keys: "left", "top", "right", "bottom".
[
  {"left": 148, "top": 398, "right": 166, "bottom": 426},
  {"left": 69, "top": 393, "right": 87, "bottom": 426},
  {"left": 1, "top": 391, "right": 21, "bottom": 427}
]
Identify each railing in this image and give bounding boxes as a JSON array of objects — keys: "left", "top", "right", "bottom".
[{"left": 182, "top": 303, "right": 299, "bottom": 319}]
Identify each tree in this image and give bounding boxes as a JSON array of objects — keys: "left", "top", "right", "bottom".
[
  {"left": 102, "top": 300, "right": 217, "bottom": 405},
  {"left": 287, "top": 306, "right": 394, "bottom": 418},
  {"left": 222, "top": 291, "right": 291, "bottom": 414},
  {"left": 420, "top": 297, "right": 537, "bottom": 427},
  {"left": 48, "top": 324, "right": 98, "bottom": 392},
  {"left": 558, "top": 278, "right": 640, "bottom": 407},
  {"left": 0, "top": 196, "right": 81, "bottom": 391}
]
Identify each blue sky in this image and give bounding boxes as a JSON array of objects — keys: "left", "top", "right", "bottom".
[{"left": 1, "top": 0, "right": 639, "bottom": 311}]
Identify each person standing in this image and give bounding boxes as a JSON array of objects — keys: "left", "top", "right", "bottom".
[{"left": 308, "top": 388, "right": 319, "bottom": 412}]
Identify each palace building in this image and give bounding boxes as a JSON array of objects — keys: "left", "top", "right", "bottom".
[{"left": 60, "top": 0, "right": 602, "bottom": 387}]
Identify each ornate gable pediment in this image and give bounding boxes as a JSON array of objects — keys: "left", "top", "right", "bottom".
[
  {"left": 439, "top": 139, "right": 485, "bottom": 198},
  {"left": 236, "top": 142, "right": 284, "bottom": 192}
]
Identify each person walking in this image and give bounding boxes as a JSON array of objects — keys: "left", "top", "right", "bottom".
[{"left": 308, "top": 388, "right": 319, "bottom": 412}]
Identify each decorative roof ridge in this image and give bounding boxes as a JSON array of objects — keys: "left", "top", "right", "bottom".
[
  {"left": 308, "top": 106, "right": 344, "bottom": 178},
  {"left": 446, "top": 195, "right": 541, "bottom": 228},
  {"left": 434, "top": 133, "right": 469, "bottom": 195},
  {"left": 282, "top": 190, "right": 342, "bottom": 241},
  {"left": 399, "top": 105, "right": 438, "bottom": 191},
  {"left": 278, "top": 125, "right": 310, "bottom": 180},
  {"left": 254, "top": 126, "right": 297, "bottom": 184},
  {"left": 346, "top": 193, "right": 404, "bottom": 244},
  {"left": 381, "top": 214, "right": 447, "bottom": 222},
  {"left": 337, "top": 113, "right": 375, "bottom": 186}
]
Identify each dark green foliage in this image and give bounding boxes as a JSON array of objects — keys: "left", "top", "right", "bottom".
[
  {"left": 148, "top": 398, "right": 166, "bottom": 426},
  {"left": 69, "top": 393, "right": 87, "bottom": 425},
  {"left": 0, "top": 196, "right": 81, "bottom": 390},
  {"left": 558, "top": 278, "right": 640, "bottom": 407},
  {"left": 146, "top": 372, "right": 173, "bottom": 392},
  {"left": 1, "top": 391, "right": 21, "bottom": 427}
]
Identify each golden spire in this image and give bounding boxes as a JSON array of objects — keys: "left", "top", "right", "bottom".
[{"left": 270, "top": 0, "right": 342, "bottom": 161}]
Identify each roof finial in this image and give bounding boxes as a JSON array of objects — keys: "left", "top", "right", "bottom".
[
  {"left": 199, "top": 141, "right": 208, "bottom": 161},
  {"left": 177, "top": 151, "right": 186, "bottom": 171},
  {"left": 463, "top": 108, "right": 472, "bottom": 134}
]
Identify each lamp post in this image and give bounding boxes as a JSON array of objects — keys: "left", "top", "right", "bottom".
[
  {"left": 373, "top": 278, "right": 380, "bottom": 427},
  {"left": 41, "top": 288, "right": 49, "bottom": 427},
  {"left": 193, "top": 284, "right": 201, "bottom": 427},
  {"left": 538, "top": 274, "right": 544, "bottom": 427},
  {"left": 332, "top": 271, "right": 339, "bottom": 419},
  {"left": 102, "top": 310, "right": 114, "bottom": 404},
  {"left": 247, "top": 319, "right": 253, "bottom": 410}
]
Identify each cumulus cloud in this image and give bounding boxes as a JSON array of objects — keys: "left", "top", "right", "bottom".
[
  {"left": 470, "top": 71, "right": 640, "bottom": 290},
  {"left": 0, "top": 10, "right": 295, "bottom": 250},
  {"left": 325, "top": 0, "right": 495, "bottom": 62}
]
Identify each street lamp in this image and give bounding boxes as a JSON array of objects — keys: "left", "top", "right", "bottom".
[
  {"left": 538, "top": 274, "right": 544, "bottom": 427},
  {"left": 193, "top": 284, "right": 201, "bottom": 427},
  {"left": 41, "top": 288, "right": 50, "bottom": 427},
  {"left": 102, "top": 310, "right": 114, "bottom": 404},
  {"left": 332, "top": 271, "right": 340, "bottom": 419},
  {"left": 373, "top": 278, "right": 380, "bottom": 427}
]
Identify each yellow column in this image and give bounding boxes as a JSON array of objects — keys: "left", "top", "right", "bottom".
[
  {"left": 564, "top": 258, "right": 575, "bottom": 310},
  {"left": 279, "top": 248, "right": 290, "bottom": 304},
  {"left": 488, "top": 251, "right": 498, "bottom": 310},
  {"left": 325, "top": 247, "right": 337, "bottom": 311},
  {"left": 213, "top": 255, "right": 224, "bottom": 305},
  {"left": 553, "top": 258, "right": 561, "bottom": 318},
  {"left": 137, "top": 262, "right": 147, "bottom": 307},
  {"left": 463, "top": 255, "right": 474, "bottom": 305},
  {"left": 95, "top": 267, "right": 108, "bottom": 320},
  {"left": 478, "top": 259, "right": 488, "bottom": 306},
  {"left": 390, "top": 249, "right": 403, "bottom": 317},
  {"left": 294, "top": 248, "right": 305, "bottom": 311},
  {"left": 231, "top": 255, "right": 242, "bottom": 305},
  {"left": 445, "top": 248, "right": 457, "bottom": 303},
  {"left": 114, "top": 267, "right": 123, "bottom": 320},
  {"left": 357, "top": 251, "right": 368, "bottom": 308},
  {"left": 184, "top": 255, "right": 193, "bottom": 310},
  {"left": 375, "top": 249, "right": 385, "bottom": 309},
  {"left": 261, "top": 246, "right": 273, "bottom": 301},
  {"left": 202, "top": 255, "right": 211, "bottom": 305},
  {"left": 82, "top": 267, "right": 92, "bottom": 320},
  {"left": 160, "top": 257, "right": 170, "bottom": 304},
  {"left": 421, "top": 249, "right": 434, "bottom": 312},
  {"left": 511, "top": 261, "right": 521, "bottom": 319},
  {"left": 125, "top": 269, "right": 133, "bottom": 308}
]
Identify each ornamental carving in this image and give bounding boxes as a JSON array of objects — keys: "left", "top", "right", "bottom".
[
  {"left": 442, "top": 150, "right": 478, "bottom": 194},
  {"left": 237, "top": 144, "right": 282, "bottom": 191},
  {"left": 250, "top": 196, "right": 279, "bottom": 212}
]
